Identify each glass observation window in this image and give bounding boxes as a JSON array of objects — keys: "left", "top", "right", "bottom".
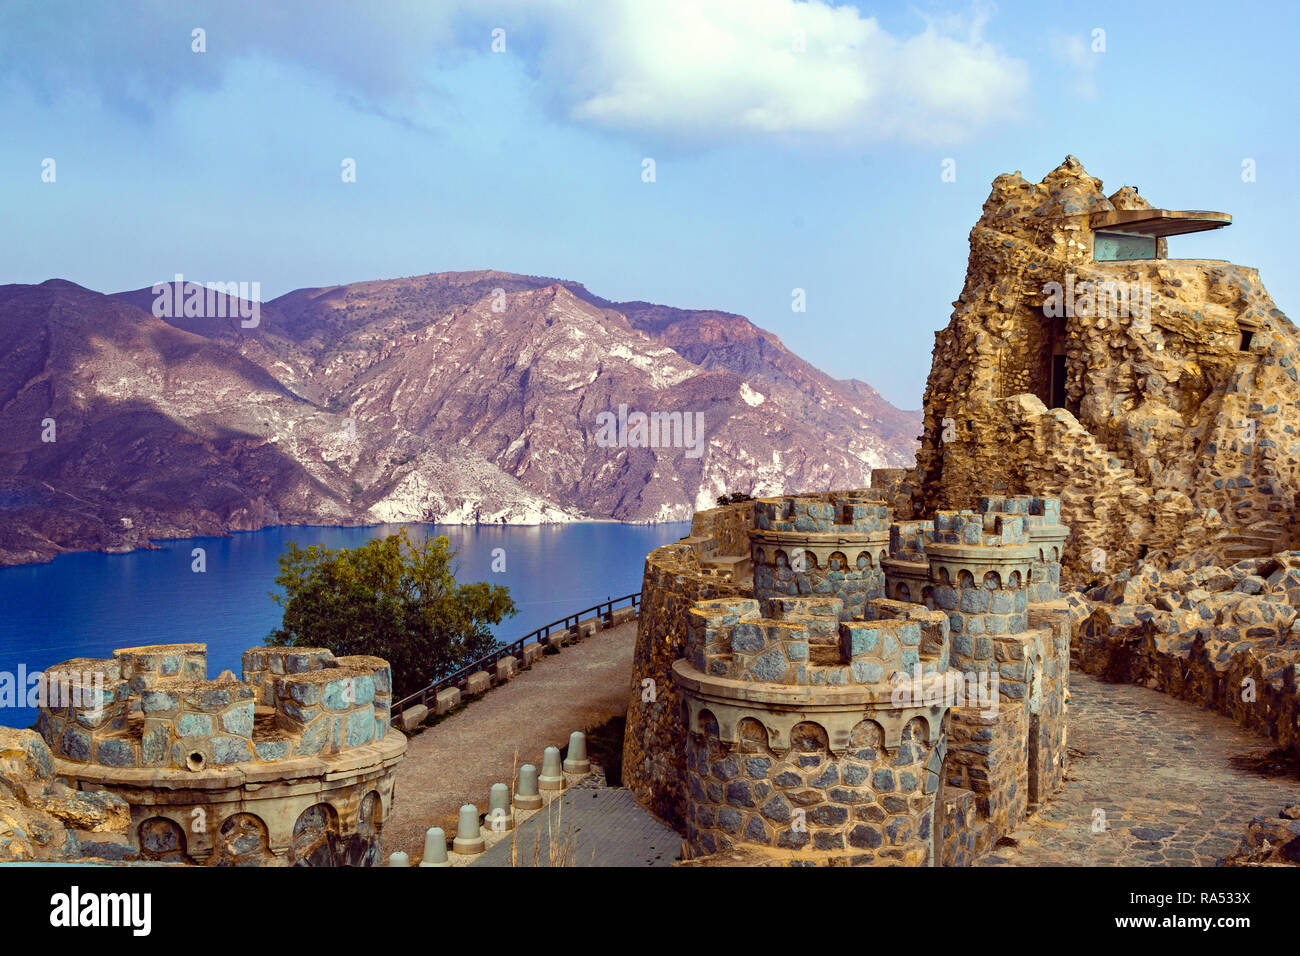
[{"left": 1093, "top": 231, "right": 1157, "bottom": 261}]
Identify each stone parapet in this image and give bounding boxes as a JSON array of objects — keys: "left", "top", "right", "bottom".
[
  {"left": 673, "top": 658, "right": 949, "bottom": 863},
  {"left": 751, "top": 493, "right": 891, "bottom": 621},
  {"left": 622, "top": 538, "right": 752, "bottom": 830},
  {"left": 626, "top": 487, "right": 1073, "bottom": 866},
  {"left": 33, "top": 642, "right": 407, "bottom": 866}
]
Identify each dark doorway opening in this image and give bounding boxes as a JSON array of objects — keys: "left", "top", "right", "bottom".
[{"left": 1050, "top": 355, "right": 1067, "bottom": 410}]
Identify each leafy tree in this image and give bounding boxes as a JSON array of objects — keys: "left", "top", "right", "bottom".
[{"left": 266, "top": 529, "right": 516, "bottom": 698}]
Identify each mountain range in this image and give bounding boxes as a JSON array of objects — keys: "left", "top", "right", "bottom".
[{"left": 0, "top": 271, "right": 918, "bottom": 565}]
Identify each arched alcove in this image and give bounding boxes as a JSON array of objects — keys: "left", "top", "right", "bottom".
[
  {"left": 215, "top": 812, "right": 274, "bottom": 867},
  {"left": 138, "top": 816, "right": 189, "bottom": 864},
  {"left": 291, "top": 803, "right": 341, "bottom": 867}
]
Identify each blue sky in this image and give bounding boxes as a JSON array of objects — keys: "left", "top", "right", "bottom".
[{"left": 2, "top": 0, "right": 1295, "bottom": 408}]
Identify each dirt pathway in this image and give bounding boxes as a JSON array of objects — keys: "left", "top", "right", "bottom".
[{"left": 385, "top": 621, "right": 638, "bottom": 858}]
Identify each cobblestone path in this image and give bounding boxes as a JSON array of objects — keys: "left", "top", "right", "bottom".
[
  {"left": 386, "top": 621, "right": 637, "bottom": 859},
  {"left": 977, "top": 670, "right": 1299, "bottom": 866}
]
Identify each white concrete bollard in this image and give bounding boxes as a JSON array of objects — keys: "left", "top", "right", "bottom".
[{"left": 419, "top": 826, "right": 450, "bottom": 867}]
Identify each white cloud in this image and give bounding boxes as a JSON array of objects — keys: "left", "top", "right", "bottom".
[
  {"left": 1, "top": 0, "right": 1029, "bottom": 145},
  {"left": 515, "top": 0, "right": 1030, "bottom": 145}
]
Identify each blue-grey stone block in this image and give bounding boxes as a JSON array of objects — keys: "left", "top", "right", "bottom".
[
  {"left": 1000, "top": 661, "right": 1027, "bottom": 681},
  {"left": 761, "top": 795, "right": 792, "bottom": 823},
  {"left": 60, "top": 726, "right": 91, "bottom": 762},
  {"left": 97, "top": 739, "right": 135, "bottom": 767},
  {"left": 851, "top": 660, "right": 884, "bottom": 683},
  {"left": 255, "top": 740, "right": 290, "bottom": 761},
  {"left": 842, "top": 763, "right": 871, "bottom": 786},
  {"left": 731, "top": 622, "right": 765, "bottom": 652},
  {"left": 142, "top": 725, "right": 170, "bottom": 764},
  {"left": 849, "top": 824, "right": 883, "bottom": 849},
  {"left": 717, "top": 807, "right": 743, "bottom": 834},
  {"left": 140, "top": 691, "right": 178, "bottom": 714},
  {"left": 345, "top": 708, "right": 374, "bottom": 747},
  {"left": 812, "top": 766, "right": 838, "bottom": 788},
  {"left": 295, "top": 720, "right": 329, "bottom": 756},
  {"left": 221, "top": 704, "right": 253, "bottom": 737},
  {"left": 726, "top": 780, "right": 754, "bottom": 807},
  {"left": 176, "top": 712, "right": 212, "bottom": 737},
  {"left": 211, "top": 736, "right": 252, "bottom": 764},
  {"left": 749, "top": 650, "right": 787, "bottom": 682}
]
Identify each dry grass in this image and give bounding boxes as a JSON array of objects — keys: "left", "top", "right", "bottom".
[{"left": 510, "top": 788, "right": 576, "bottom": 867}]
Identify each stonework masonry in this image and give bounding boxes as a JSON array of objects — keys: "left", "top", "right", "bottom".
[
  {"left": 629, "top": 158, "right": 1300, "bottom": 867},
  {"left": 1071, "top": 553, "right": 1300, "bottom": 757},
  {"left": 622, "top": 503, "right": 753, "bottom": 827},
  {"left": 32, "top": 643, "right": 406, "bottom": 865},
  {"left": 624, "top": 491, "right": 1072, "bottom": 865},
  {"left": 890, "top": 156, "right": 1298, "bottom": 582}
]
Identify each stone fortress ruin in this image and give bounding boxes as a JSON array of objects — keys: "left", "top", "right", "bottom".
[
  {"left": 29, "top": 643, "right": 406, "bottom": 865},
  {"left": 893, "top": 155, "right": 1298, "bottom": 579},
  {"left": 622, "top": 156, "right": 1300, "bottom": 866},
  {"left": 626, "top": 489, "right": 1072, "bottom": 865}
]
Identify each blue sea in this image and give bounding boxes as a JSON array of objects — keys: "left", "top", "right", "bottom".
[{"left": 0, "top": 521, "right": 689, "bottom": 728}]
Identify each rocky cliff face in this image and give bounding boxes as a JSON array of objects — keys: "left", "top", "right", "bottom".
[
  {"left": 0, "top": 728, "right": 133, "bottom": 862},
  {"left": 894, "top": 156, "right": 1297, "bottom": 579},
  {"left": 0, "top": 272, "right": 917, "bottom": 565}
]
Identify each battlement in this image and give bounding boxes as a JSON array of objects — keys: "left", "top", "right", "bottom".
[
  {"left": 673, "top": 591, "right": 954, "bottom": 863},
  {"left": 630, "top": 486, "right": 1074, "bottom": 866},
  {"left": 36, "top": 643, "right": 393, "bottom": 772},
  {"left": 753, "top": 491, "right": 890, "bottom": 534},
  {"left": 684, "top": 595, "right": 955, "bottom": 689},
  {"left": 889, "top": 520, "right": 934, "bottom": 562},
  {"left": 29, "top": 642, "right": 407, "bottom": 867},
  {"left": 932, "top": 509, "right": 1031, "bottom": 548},
  {"left": 750, "top": 493, "right": 892, "bottom": 621},
  {"left": 979, "top": 494, "right": 1064, "bottom": 525}
]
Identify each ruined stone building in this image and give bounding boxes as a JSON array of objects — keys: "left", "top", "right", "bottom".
[
  {"left": 883, "top": 156, "right": 1297, "bottom": 580},
  {"left": 26, "top": 643, "right": 405, "bottom": 865},
  {"left": 622, "top": 157, "right": 1300, "bottom": 866},
  {"left": 624, "top": 490, "right": 1072, "bottom": 865}
]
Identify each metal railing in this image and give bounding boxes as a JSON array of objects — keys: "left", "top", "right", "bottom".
[{"left": 389, "top": 591, "right": 641, "bottom": 723}]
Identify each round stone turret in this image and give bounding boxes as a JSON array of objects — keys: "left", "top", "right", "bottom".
[
  {"left": 673, "top": 595, "right": 957, "bottom": 863},
  {"left": 750, "top": 492, "right": 891, "bottom": 621},
  {"left": 33, "top": 642, "right": 406, "bottom": 866}
]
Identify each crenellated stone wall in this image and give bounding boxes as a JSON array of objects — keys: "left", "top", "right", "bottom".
[
  {"left": 33, "top": 642, "right": 406, "bottom": 866},
  {"left": 675, "top": 595, "right": 951, "bottom": 863},
  {"left": 750, "top": 492, "right": 890, "bottom": 621},
  {"left": 627, "top": 490, "right": 1073, "bottom": 866},
  {"left": 622, "top": 528, "right": 752, "bottom": 829}
]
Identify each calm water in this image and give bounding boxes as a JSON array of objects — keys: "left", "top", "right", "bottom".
[{"left": 0, "top": 521, "right": 689, "bottom": 728}]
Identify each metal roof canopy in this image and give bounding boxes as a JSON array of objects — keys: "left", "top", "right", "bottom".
[{"left": 1090, "top": 208, "right": 1232, "bottom": 237}]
